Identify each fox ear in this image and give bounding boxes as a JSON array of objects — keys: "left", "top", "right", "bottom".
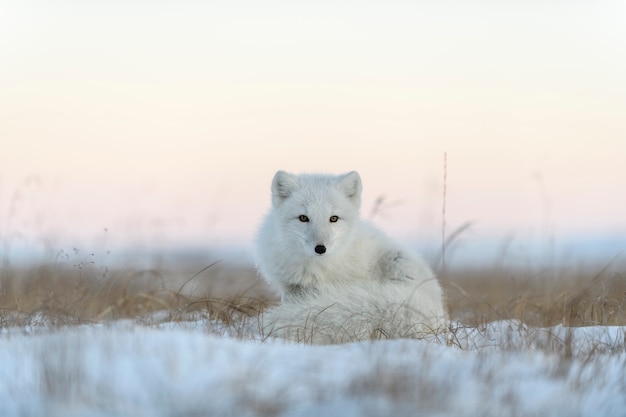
[
  {"left": 271, "top": 170, "right": 299, "bottom": 205},
  {"left": 338, "top": 171, "right": 362, "bottom": 206}
]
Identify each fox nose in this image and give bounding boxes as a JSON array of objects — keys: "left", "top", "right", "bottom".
[{"left": 314, "top": 245, "right": 326, "bottom": 255}]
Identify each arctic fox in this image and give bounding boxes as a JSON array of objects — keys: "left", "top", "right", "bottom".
[{"left": 255, "top": 170, "right": 447, "bottom": 344}]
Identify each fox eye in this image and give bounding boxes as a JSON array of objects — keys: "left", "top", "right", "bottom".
[
  {"left": 298, "top": 215, "right": 309, "bottom": 222},
  {"left": 329, "top": 215, "right": 339, "bottom": 223}
]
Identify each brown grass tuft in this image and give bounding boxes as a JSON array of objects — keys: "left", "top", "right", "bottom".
[
  {"left": 441, "top": 264, "right": 626, "bottom": 327},
  {"left": 0, "top": 260, "right": 277, "bottom": 330},
  {"left": 2, "top": 256, "right": 624, "bottom": 340}
]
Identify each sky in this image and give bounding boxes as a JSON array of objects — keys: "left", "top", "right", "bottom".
[{"left": 1, "top": 1, "right": 625, "bottom": 264}]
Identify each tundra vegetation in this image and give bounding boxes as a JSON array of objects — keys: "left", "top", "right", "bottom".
[
  {"left": 1, "top": 250, "right": 624, "bottom": 337},
  {"left": 1, "top": 247, "right": 625, "bottom": 416}
]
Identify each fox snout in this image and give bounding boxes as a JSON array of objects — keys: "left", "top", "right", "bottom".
[{"left": 314, "top": 244, "right": 327, "bottom": 255}]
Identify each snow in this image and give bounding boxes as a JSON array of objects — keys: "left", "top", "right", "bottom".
[{"left": 1, "top": 321, "right": 625, "bottom": 417}]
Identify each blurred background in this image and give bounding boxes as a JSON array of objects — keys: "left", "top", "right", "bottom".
[{"left": 2, "top": 0, "right": 625, "bottom": 270}]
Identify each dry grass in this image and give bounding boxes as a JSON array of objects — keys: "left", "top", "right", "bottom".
[
  {"left": 441, "top": 262, "right": 626, "bottom": 327},
  {"left": 0, "top": 259, "right": 276, "bottom": 330},
  {"left": 1, "top": 253, "right": 624, "bottom": 335}
]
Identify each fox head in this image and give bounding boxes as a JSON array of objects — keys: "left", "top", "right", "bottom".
[{"left": 270, "top": 170, "right": 362, "bottom": 257}]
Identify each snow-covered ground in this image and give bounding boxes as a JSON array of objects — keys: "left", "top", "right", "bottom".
[{"left": 1, "top": 320, "right": 624, "bottom": 417}]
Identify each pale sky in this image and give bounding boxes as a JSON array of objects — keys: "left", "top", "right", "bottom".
[{"left": 1, "top": 1, "right": 625, "bottom": 262}]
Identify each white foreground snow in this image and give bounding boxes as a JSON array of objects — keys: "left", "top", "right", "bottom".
[{"left": 1, "top": 321, "right": 625, "bottom": 417}]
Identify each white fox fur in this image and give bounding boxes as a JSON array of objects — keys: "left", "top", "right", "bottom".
[{"left": 255, "top": 170, "right": 447, "bottom": 344}]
